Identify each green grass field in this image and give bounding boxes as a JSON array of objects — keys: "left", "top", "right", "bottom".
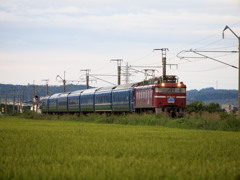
[{"left": 0, "top": 116, "right": 240, "bottom": 180}]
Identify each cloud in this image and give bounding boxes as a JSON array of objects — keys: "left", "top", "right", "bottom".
[
  {"left": 0, "top": 0, "right": 239, "bottom": 88},
  {"left": 27, "top": 7, "right": 92, "bottom": 15},
  {"left": 1, "top": 5, "right": 237, "bottom": 34}
]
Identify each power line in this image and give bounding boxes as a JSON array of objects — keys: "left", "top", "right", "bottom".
[
  {"left": 89, "top": 75, "right": 116, "bottom": 86},
  {"left": 195, "top": 39, "right": 223, "bottom": 50},
  {"left": 177, "top": 50, "right": 238, "bottom": 69}
]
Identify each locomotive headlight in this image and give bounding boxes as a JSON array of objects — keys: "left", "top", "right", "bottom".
[
  {"left": 161, "top": 83, "right": 165, "bottom": 87},
  {"left": 177, "top": 83, "right": 181, "bottom": 87}
]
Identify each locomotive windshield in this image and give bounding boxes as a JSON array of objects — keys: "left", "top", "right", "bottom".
[
  {"left": 155, "top": 88, "right": 171, "bottom": 93},
  {"left": 155, "top": 87, "right": 186, "bottom": 93},
  {"left": 172, "top": 88, "right": 186, "bottom": 93}
]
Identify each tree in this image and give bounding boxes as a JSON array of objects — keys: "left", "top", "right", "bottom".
[
  {"left": 186, "top": 101, "right": 206, "bottom": 113},
  {"left": 186, "top": 101, "right": 224, "bottom": 113},
  {"left": 206, "top": 102, "right": 223, "bottom": 113}
]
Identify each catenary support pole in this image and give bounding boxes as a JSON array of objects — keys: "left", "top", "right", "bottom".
[
  {"left": 111, "top": 59, "right": 123, "bottom": 85},
  {"left": 223, "top": 26, "right": 240, "bottom": 115}
]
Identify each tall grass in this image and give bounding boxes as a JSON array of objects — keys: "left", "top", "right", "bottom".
[
  {"left": 0, "top": 116, "right": 240, "bottom": 179},
  {"left": 18, "top": 111, "right": 240, "bottom": 132}
]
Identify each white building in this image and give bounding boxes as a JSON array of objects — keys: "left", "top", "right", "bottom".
[{"left": 221, "top": 104, "right": 234, "bottom": 113}]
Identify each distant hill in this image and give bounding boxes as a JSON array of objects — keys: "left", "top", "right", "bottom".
[
  {"left": 187, "top": 87, "right": 237, "bottom": 107},
  {"left": 0, "top": 84, "right": 90, "bottom": 103},
  {"left": 0, "top": 84, "right": 238, "bottom": 106}
]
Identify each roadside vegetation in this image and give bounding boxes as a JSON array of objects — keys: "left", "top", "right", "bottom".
[
  {"left": 18, "top": 109, "right": 240, "bottom": 132},
  {"left": 1, "top": 100, "right": 240, "bottom": 132}
]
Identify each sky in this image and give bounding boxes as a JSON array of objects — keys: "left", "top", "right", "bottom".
[{"left": 0, "top": 0, "right": 240, "bottom": 90}]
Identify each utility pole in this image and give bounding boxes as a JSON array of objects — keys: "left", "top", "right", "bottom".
[
  {"left": 5, "top": 93, "right": 7, "bottom": 114},
  {"left": 153, "top": 48, "right": 168, "bottom": 77},
  {"left": 153, "top": 48, "right": 177, "bottom": 79},
  {"left": 223, "top": 25, "right": 240, "bottom": 115},
  {"left": 20, "top": 88, "right": 24, "bottom": 113},
  {"left": 111, "top": 59, "right": 123, "bottom": 85},
  {"left": 13, "top": 88, "right": 16, "bottom": 114},
  {"left": 125, "top": 62, "right": 129, "bottom": 84},
  {"left": 32, "top": 83, "right": 35, "bottom": 111},
  {"left": 80, "top": 69, "right": 91, "bottom": 89},
  {"left": 42, "top": 79, "right": 49, "bottom": 96},
  {"left": 56, "top": 71, "right": 66, "bottom": 92},
  {"left": 28, "top": 82, "right": 35, "bottom": 111}
]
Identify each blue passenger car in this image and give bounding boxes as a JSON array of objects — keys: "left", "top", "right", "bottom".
[
  {"left": 112, "top": 84, "right": 135, "bottom": 112},
  {"left": 57, "top": 92, "right": 70, "bottom": 113},
  {"left": 95, "top": 86, "right": 115, "bottom": 112},
  {"left": 48, "top": 93, "right": 61, "bottom": 113},
  {"left": 80, "top": 88, "right": 98, "bottom": 112},
  {"left": 68, "top": 90, "right": 83, "bottom": 113},
  {"left": 41, "top": 95, "right": 50, "bottom": 113}
]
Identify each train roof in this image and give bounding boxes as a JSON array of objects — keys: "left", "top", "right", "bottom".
[
  {"left": 58, "top": 92, "right": 71, "bottom": 98},
  {"left": 81, "top": 88, "right": 99, "bottom": 95},
  {"left": 96, "top": 86, "right": 116, "bottom": 92},
  {"left": 40, "top": 95, "right": 51, "bottom": 100},
  {"left": 135, "top": 85, "right": 155, "bottom": 89},
  {"left": 49, "top": 93, "right": 61, "bottom": 99},
  {"left": 68, "top": 90, "right": 84, "bottom": 96},
  {"left": 114, "top": 83, "right": 136, "bottom": 90}
]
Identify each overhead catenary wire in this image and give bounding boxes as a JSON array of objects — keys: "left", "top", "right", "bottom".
[
  {"left": 177, "top": 50, "right": 238, "bottom": 69},
  {"left": 89, "top": 75, "right": 116, "bottom": 86},
  {"left": 191, "top": 51, "right": 238, "bottom": 69}
]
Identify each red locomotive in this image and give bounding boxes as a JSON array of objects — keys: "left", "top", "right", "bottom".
[{"left": 134, "top": 75, "right": 186, "bottom": 116}]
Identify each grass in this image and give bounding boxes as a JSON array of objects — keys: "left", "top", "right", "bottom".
[
  {"left": 20, "top": 111, "right": 240, "bottom": 131},
  {"left": 0, "top": 115, "right": 240, "bottom": 179}
]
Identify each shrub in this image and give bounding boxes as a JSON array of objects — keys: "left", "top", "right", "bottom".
[{"left": 17, "top": 111, "right": 240, "bottom": 132}]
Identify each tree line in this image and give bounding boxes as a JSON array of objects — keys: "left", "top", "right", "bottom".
[{"left": 186, "top": 101, "right": 226, "bottom": 113}]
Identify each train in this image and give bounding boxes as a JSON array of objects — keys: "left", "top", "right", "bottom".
[{"left": 40, "top": 75, "right": 186, "bottom": 116}]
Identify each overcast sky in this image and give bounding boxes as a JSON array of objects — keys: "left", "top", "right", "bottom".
[{"left": 0, "top": 0, "right": 240, "bottom": 90}]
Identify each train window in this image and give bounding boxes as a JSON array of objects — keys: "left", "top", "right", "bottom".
[
  {"left": 172, "top": 88, "right": 186, "bottom": 93},
  {"left": 155, "top": 87, "right": 171, "bottom": 93},
  {"left": 172, "top": 88, "right": 180, "bottom": 93},
  {"left": 181, "top": 88, "right": 186, "bottom": 93}
]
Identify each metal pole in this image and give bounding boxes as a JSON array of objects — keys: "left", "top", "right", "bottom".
[
  {"left": 153, "top": 48, "right": 169, "bottom": 78},
  {"left": 56, "top": 72, "right": 66, "bottom": 92},
  {"left": 42, "top": 79, "right": 49, "bottom": 96},
  {"left": 238, "top": 38, "right": 240, "bottom": 115},
  {"left": 126, "top": 62, "right": 129, "bottom": 84},
  {"left": 80, "top": 69, "right": 90, "bottom": 89},
  {"left": 5, "top": 93, "right": 7, "bottom": 114},
  {"left": 63, "top": 80, "right": 66, "bottom": 92},
  {"left": 111, "top": 59, "right": 123, "bottom": 85},
  {"left": 21, "top": 88, "right": 24, "bottom": 113},
  {"left": 222, "top": 26, "right": 240, "bottom": 115},
  {"left": 118, "top": 65, "right": 121, "bottom": 85},
  {"left": 86, "top": 74, "right": 89, "bottom": 89},
  {"left": 46, "top": 83, "right": 49, "bottom": 96},
  {"left": 63, "top": 71, "right": 66, "bottom": 92},
  {"left": 32, "top": 84, "right": 35, "bottom": 112},
  {"left": 13, "top": 88, "right": 15, "bottom": 114},
  {"left": 162, "top": 57, "right": 166, "bottom": 77}
]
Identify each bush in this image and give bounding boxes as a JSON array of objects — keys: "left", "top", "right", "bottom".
[
  {"left": 17, "top": 111, "right": 240, "bottom": 132},
  {"left": 186, "top": 101, "right": 224, "bottom": 113}
]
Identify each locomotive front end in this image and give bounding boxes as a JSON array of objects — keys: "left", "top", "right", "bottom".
[{"left": 153, "top": 76, "right": 186, "bottom": 116}]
